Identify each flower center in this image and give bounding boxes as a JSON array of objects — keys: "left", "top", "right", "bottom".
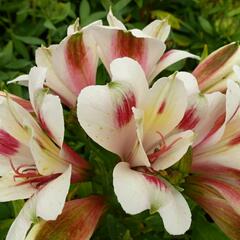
[{"left": 9, "top": 158, "right": 60, "bottom": 189}]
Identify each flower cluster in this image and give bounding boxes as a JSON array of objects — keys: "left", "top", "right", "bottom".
[{"left": 2, "top": 10, "right": 240, "bottom": 240}]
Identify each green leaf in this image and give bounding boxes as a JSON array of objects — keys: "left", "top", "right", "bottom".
[
  {"left": 113, "top": 0, "right": 131, "bottom": 12},
  {"left": 192, "top": 211, "right": 229, "bottom": 240},
  {"left": 151, "top": 10, "right": 181, "bottom": 29},
  {"left": 0, "top": 41, "right": 13, "bottom": 66},
  {"left": 201, "top": 44, "right": 209, "bottom": 60},
  {"left": 5, "top": 59, "right": 31, "bottom": 69},
  {"left": 198, "top": 16, "right": 213, "bottom": 35},
  {"left": 10, "top": 200, "right": 24, "bottom": 217},
  {"left": 44, "top": 19, "right": 56, "bottom": 31},
  {"left": 172, "top": 33, "right": 191, "bottom": 47},
  {"left": 13, "top": 35, "right": 44, "bottom": 45},
  {"left": 83, "top": 11, "right": 106, "bottom": 25},
  {"left": 13, "top": 39, "right": 30, "bottom": 59},
  {"left": 80, "top": 0, "right": 91, "bottom": 23}
]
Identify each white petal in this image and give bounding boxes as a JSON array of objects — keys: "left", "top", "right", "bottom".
[
  {"left": 30, "top": 138, "right": 67, "bottom": 176},
  {"left": 149, "top": 50, "right": 200, "bottom": 82},
  {"left": 176, "top": 72, "right": 200, "bottom": 95},
  {"left": 0, "top": 175, "right": 36, "bottom": 201},
  {"left": 113, "top": 162, "right": 191, "bottom": 235},
  {"left": 143, "top": 74, "right": 187, "bottom": 148},
  {"left": 39, "top": 94, "right": 64, "bottom": 147},
  {"left": 36, "top": 165, "right": 71, "bottom": 220},
  {"left": 143, "top": 19, "right": 170, "bottom": 42},
  {"left": 6, "top": 195, "right": 37, "bottom": 240},
  {"left": 158, "top": 185, "right": 192, "bottom": 235},
  {"left": 152, "top": 130, "right": 193, "bottom": 170},
  {"left": 107, "top": 9, "right": 127, "bottom": 30}
]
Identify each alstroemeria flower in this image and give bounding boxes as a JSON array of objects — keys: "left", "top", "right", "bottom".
[
  {"left": 35, "top": 20, "right": 102, "bottom": 108},
  {"left": 88, "top": 9, "right": 199, "bottom": 83},
  {"left": 193, "top": 42, "right": 240, "bottom": 93},
  {"left": 0, "top": 69, "right": 89, "bottom": 239},
  {"left": 24, "top": 196, "right": 106, "bottom": 240},
  {"left": 178, "top": 66, "right": 240, "bottom": 239},
  {"left": 77, "top": 57, "right": 193, "bottom": 235},
  {"left": 6, "top": 166, "right": 72, "bottom": 240}
]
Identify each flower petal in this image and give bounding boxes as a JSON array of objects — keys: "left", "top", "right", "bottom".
[
  {"left": 36, "top": 165, "right": 71, "bottom": 220},
  {"left": 142, "top": 74, "right": 187, "bottom": 148},
  {"left": 89, "top": 25, "right": 166, "bottom": 79},
  {"left": 6, "top": 195, "right": 37, "bottom": 240},
  {"left": 193, "top": 42, "right": 240, "bottom": 93},
  {"left": 149, "top": 50, "right": 200, "bottom": 82},
  {"left": 36, "top": 46, "right": 76, "bottom": 107},
  {"left": 29, "top": 67, "right": 65, "bottom": 146},
  {"left": 30, "top": 138, "right": 68, "bottom": 176},
  {"left": 152, "top": 130, "right": 193, "bottom": 171},
  {"left": 113, "top": 162, "right": 191, "bottom": 235},
  {"left": 0, "top": 175, "right": 36, "bottom": 201},
  {"left": 107, "top": 9, "right": 127, "bottom": 30},
  {"left": 77, "top": 57, "right": 148, "bottom": 158},
  {"left": 26, "top": 196, "right": 106, "bottom": 240},
  {"left": 143, "top": 19, "right": 170, "bottom": 42}
]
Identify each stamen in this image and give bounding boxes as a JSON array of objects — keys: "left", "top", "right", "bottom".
[
  {"left": 9, "top": 157, "right": 60, "bottom": 189},
  {"left": 148, "top": 132, "right": 182, "bottom": 163}
]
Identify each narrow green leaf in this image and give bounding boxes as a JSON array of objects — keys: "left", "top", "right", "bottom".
[
  {"left": 198, "top": 16, "right": 213, "bottom": 35},
  {"left": 80, "top": 0, "right": 90, "bottom": 23},
  {"left": 13, "top": 35, "right": 44, "bottom": 45},
  {"left": 114, "top": 0, "right": 131, "bottom": 12}
]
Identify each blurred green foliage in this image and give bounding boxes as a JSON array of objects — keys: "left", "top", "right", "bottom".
[{"left": 0, "top": 0, "right": 239, "bottom": 239}]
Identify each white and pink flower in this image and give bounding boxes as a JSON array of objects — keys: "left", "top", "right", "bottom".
[{"left": 77, "top": 57, "right": 193, "bottom": 235}]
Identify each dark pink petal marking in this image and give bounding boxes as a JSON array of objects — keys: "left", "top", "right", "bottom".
[
  {"left": 143, "top": 174, "right": 166, "bottom": 190},
  {"left": 229, "top": 134, "right": 240, "bottom": 145},
  {"left": 116, "top": 92, "right": 136, "bottom": 128},
  {"left": 199, "top": 113, "right": 226, "bottom": 145},
  {"left": 0, "top": 130, "right": 19, "bottom": 156},
  {"left": 178, "top": 107, "right": 200, "bottom": 130},
  {"left": 111, "top": 31, "right": 147, "bottom": 72},
  {"left": 158, "top": 101, "right": 166, "bottom": 114},
  {"left": 65, "top": 33, "right": 96, "bottom": 94}
]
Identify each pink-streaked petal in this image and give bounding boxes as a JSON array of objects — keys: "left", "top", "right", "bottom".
[
  {"left": 186, "top": 177, "right": 240, "bottom": 240},
  {"left": 36, "top": 46, "right": 77, "bottom": 107},
  {"left": 6, "top": 195, "right": 37, "bottom": 240},
  {"left": 52, "top": 31, "right": 98, "bottom": 96},
  {"left": 0, "top": 175, "right": 36, "bottom": 202},
  {"left": 143, "top": 74, "right": 187, "bottom": 148},
  {"left": 192, "top": 117, "right": 240, "bottom": 171},
  {"left": 26, "top": 196, "right": 106, "bottom": 240},
  {"left": 113, "top": 162, "right": 191, "bottom": 235},
  {"left": 143, "top": 19, "right": 170, "bottom": 42},
  {"left": 149, "top": 50, "right": 200, "bottom": 82},
  {"left": 89, "top": 25, "right": 166, "bottom": 79},
  {"left": 36, "top": 165, "right": 71, "bottom": 220},
  {"left": 193, "top": 42, "right": 240, "bottom": 93},
  {"left": 77, "top": 58, "right": 148, "bottom": 158},
  {"left": 0, "top": 91, "right": 33, "bottom": 112},
  {"left": 152, "top": 130, "right": 193, "bottom": 171},
  {"left": 60, "top": 143, "right": 89, "bottom": 182}
]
